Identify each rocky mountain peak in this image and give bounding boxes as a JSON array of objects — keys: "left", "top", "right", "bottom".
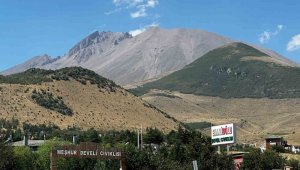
[{"left": 66, "top": 31, "right": 132, "bottom": 64}]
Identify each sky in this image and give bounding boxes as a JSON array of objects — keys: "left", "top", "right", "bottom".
[{"left": 0, "top": 0, "right": 300, "bottom": 71}]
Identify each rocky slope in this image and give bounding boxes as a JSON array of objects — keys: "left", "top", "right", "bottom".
[
  {"left": 1, "top": 55, "right": 59, "bottom": 75},
  {"left": 1, "top": 27, "right": 233, "bottom": 85}
]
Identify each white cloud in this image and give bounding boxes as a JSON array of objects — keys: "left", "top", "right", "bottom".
[
  {"left": 104, "top": 7, "right": 122, "bottom": 15},
  {"left": 259, "top": 31, "right": 271, "bottom": 44},
  {"left": 130, "top": 6, "right": 147, "bottom": 18},
  {"left": 287, "top": 34, "right": 300, "bottom": 52},
  {"left": 113, "top": 0, "right": 143, "bottom": 6},
  {"left": 129, "top": 28, "right": 146, "bottom": 36},
  {"left": 107, "top": 0, "right": 159, "bottom": 19},
  {"left": 147, "top": 0, "right": 159, "bottom": 8},
  {"left": 129, "top": 22, "right": 159, "bottom": 36},
  {"left": 258, "top": 24, "right": 284, "bottom": 44}
]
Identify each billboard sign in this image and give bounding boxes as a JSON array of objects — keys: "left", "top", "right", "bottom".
[{"left": 211, "top": 123, "right": 236, "bottom": 145}]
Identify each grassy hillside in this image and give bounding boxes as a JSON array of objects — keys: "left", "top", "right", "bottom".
[
  {"left": 132, "top": 42, "right": 300, "bottom": 98},
  {"left": 142, "top": 90, "right": 300, "bottom": 145},
  {"left": 0, "top": 67, "right": 179, "bottom": 132}
]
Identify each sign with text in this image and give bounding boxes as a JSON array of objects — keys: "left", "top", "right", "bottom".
[
  {"left": 211, "top": 123, "right": 236, "bottom": 145},
  {"left": 50, "top": 142, "right": 127, "bottom": 170},
  {"left": 53, "top": 142, "right": 125, "bottom": 159}
]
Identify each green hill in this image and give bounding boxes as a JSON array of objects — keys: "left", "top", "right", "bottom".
[
  {"left": 0, "top": 67, "right": 117, "bottom": 90},
  {"left": 132, "top": 42, "right": 300, "bottom": 98}
]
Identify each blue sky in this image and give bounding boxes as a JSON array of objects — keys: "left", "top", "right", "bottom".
[{"left": 0, "top": 0, "right": 300, "bottom": 71}]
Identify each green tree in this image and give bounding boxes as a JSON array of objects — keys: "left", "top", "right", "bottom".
[
  {"left": 261, "top": 149, "right": 285, "bottom": 170},
  {"left": 35, "top": 138, "right": 69, "bottom": 170},
  {"left": 13, "top": 146, "right": 36, "bottom": 170},
  {"left": 144, "top": 128, "right": 164, "bottom": 144},
  {"left": 242, "top": 148, "right": 262, "bottom": 169},
  {"left": 0, "top": 142, "right": 16, "bottom": 170},
  {"left": 286, "top": 158, "right": 300, "bottom": 170}
]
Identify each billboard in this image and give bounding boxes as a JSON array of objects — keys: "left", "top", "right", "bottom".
[{"left": 211, "top": 123, "right": 236, "bottom": 145}]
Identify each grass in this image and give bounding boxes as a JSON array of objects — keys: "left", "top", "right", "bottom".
[{"left": 132, "top": 42, "right": 300, "bottom": 99}]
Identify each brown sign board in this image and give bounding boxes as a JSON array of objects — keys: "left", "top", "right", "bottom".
[
  {"left": 53, "top": 142, "right": 125, "bottom": 159},
  {"left": 50, "top": 142, "right": 126, "bottom": 170}
]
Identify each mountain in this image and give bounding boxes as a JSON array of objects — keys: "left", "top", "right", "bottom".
[
  {"left": 1, "top": 54, "right": 59, "bottom": 76},
  {"left": 1, "top": 27, "right": 233, "bottom": 85},
  {"left": 0, "top": 67, "right": 179, "bottom": 131},
  {"left": 2, "top": 28, "right": 297, "bottom": 87},
  {"left": 132, "top": 42, "right": 300, "bottom": 99}
]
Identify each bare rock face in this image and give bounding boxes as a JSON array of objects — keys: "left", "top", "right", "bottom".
[
  {"left": 43, "top": 27, "right": 233, "bottom": 85},
  {"left": 67, "top": 31, "right": 132, "bottom": 64}
]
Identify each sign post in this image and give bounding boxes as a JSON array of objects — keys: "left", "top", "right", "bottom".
[
  {"left": 50, "top": 142, "right": 126, "bottom": 170},
  {"left": 192, "top": 160, "right": 198, "bottom": 170}
]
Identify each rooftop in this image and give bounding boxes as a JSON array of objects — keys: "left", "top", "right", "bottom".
[
  {"left": 265, "top": 135, "right": 283, "bottom": 139},
  {"left": 12, "top": 140, "right": 47, "bottom": 147}
]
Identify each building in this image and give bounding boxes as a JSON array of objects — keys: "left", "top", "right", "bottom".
[
  {"left": 10, "top": 135, "right": 47, "bottom": 151},
  {"left": 265, "top": 135, "right": 288, "bottom": 150},
  {"left": 291, "top": 145, "right": 300, "bottom": 153},
  {"left": 227, "top": 151, "right": 248, "bottom": 170}
]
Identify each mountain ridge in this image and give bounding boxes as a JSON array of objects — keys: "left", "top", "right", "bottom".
[
  {"left": 1, "top": 27, "right": 297, "bottom": 86},
  {"left": 131, "top": 42, "right": 300, "bottom": 99}
]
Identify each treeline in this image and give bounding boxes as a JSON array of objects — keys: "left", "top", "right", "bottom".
[
  {"left": 0, "top": 123, "right": 299, "bottom": 170},
  {"left": 0, "top": 67, "right": 118, "bottom": 91},
  {"left": 31, "top": 89, "right": 73, "bottom": 116}
]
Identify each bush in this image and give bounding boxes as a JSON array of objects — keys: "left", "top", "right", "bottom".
[{"left": 31, "top": 90, "right": 73, "bottom": 116}]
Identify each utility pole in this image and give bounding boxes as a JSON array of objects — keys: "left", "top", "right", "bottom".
[
  {"left": 141, "top": 125, "right": 143, "bottom": 149},
  {"left": 137, "top": 129, "right": 140, "bottom": 149}
]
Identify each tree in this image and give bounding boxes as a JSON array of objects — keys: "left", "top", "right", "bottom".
[
  {"left": 286, "top": 158, "right": 300, "bottom": 170},
  {"left": 0, "top": 142, "right": 16, "bottom": 170},
  {"left": 13, "top": 146, "right": 36, "bottom": 170},
  {"left": 242, "top": 148, "right": 262, "bottom": 169},
  {"left": 261, "top": 149, "right": 285, "bottom": 170},
  {"left": 144, "top": 128, "right": 164, "bottom": 144},
  {"left": 35, "top": 138, "right": 69, "bottom": 170},
  {"left": 242, "top": 148, "right": 286, "bottom": 170}
]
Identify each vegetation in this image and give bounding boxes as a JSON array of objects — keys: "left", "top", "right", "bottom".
[
  {"left": 242, "top": 148, "right": 286, "bottom": 169},
  {"left": 31, "top": 89, "right": 73, "bottom": 116},
  {"left": 0, "top": 140, "right": 16, "bottom": 170},
  {"left": 1, "top": 123, "right": 299, "bottom": 170},
  {"left": 184, "top": 121, "right": 212, "bottom": 130},
  {"left": 0, "top": 67, "right": 118, "bottom": 91},
  {"left": 132, "top": 42, "right": 300, "bottom": 99}
]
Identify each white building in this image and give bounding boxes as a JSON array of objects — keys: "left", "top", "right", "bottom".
[{"left": 291, "top": 145, "right": 300, "bottom": 153}]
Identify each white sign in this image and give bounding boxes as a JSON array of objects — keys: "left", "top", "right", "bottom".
[{"left": 211, "top": 123, "right": 236, "bottom": 145}]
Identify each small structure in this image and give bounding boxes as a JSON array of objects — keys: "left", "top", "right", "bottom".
[
  {"left": 227, "top": 151, "right": 248, "bottom": 170},
  {"left": 265, "top": 135, "right": 287, "bottom": 150},
  {"left": 292, "top": 145, "right": 300, "bottom": 153},
  {"left": 11, "top": 135, "right": 47, "bottom": 151}
]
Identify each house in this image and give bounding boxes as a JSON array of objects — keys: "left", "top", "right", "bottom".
[
  {"left": 265, "top": 135, "right": 287, "bottom": 150},
  {"left": 10, "top": 135, "right": 47, "bottom": 151}
]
